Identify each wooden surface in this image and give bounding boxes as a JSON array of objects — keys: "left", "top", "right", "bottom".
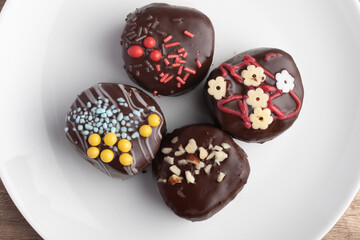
[{"left": 1, "top": 0, "right": 360, "bottom": 239}]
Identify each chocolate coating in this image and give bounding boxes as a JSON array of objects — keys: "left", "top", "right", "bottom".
[
  {"left": 205, "top": 48, "right": 304, "bottom": 143},
  {"left": 152, "top": 124, "right": 250, "bottom": 221},
  {"left": 121, "top": 3, "right": 215, "bottom": 96},
  {"left": 65, "top": 83, "right": 166, "bottom": 179}
]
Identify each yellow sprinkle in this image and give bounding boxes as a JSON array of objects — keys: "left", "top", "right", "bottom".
[
  {"left": 139, "top": 125, "right": 152, "bottom": 137},
  {"left": 88, "top": 133, "right": 101, "bottom": 146},
  {"left": 118, "top": 139, "right": 132, "bottom": 153},
  {"left": 148, "top": 114, "right": 161, "bottom": 127},
  {"left": 104, "top": 132, "right": 117, "bottom": 146},
  {"left": 87, "top": 147, "right": 99, "bottom": 158},
  {"left": 119, "top": 153, "right": 133, "bottom": 166},
  {"left": 100, "top": 149, "right": 114, "bottom": 163}
]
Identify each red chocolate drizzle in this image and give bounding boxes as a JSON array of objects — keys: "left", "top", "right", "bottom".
[
  {"left": 264, "top": 53, "right": 282, "bottom": 62},
  {"left": 216, "top": 54, "right": 302, "bottom": 128}
]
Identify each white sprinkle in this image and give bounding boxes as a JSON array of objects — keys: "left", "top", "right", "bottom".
[
  {"left": 217, "top": 172, "right": 226, "bottom": 182},
  {"left": 170, "top": 165, "right": 181, "bottom": 176}
]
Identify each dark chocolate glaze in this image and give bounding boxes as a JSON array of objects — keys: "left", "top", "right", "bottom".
[
  {"left": 65, "top": 83, "right": 166, "bottom": 179},
  {"left": 152, "top": 124, "right": 250, "bottom": 221},
  {"left": 205, "top": 48, "right": 304, "bottom": 143},
  {"left": 121, "top": 3, "right": 214, "bottom": 96}
]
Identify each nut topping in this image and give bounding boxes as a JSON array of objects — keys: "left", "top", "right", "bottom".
[
  {"left": 171, "top": 136, "right": 179, "bottom": 144},
  {"left": 204, "top": 164, "right": 212, "bottom": 175},
  {"left": 170, "top": 165, "right": 181, "bottom": 176},
  {"left": 157, "top": 178, "right": 167, "bottom": 183},
  {"left": 164, "top": 156, "right": 174, "bottom": 165},
  {"left": 199, "top": 147, "right": 208, "bottom": 160},
  {"left": 168, "top": 174, "right": 182, "bottom": 185},
  {"left": 185, "top": 139, "right": 197, "bottom": 154},
  {"left": 185, "top": 171, "right": 195, "bottom": 184},
  {"left": 162, "top": 147, "right": 172, "bottom": 154},
  {"left": 221, "top": 143, "right": 231, "bottom": 149},
  {"left": 217, "top": 172, "right": 226, "bottom": 182}
]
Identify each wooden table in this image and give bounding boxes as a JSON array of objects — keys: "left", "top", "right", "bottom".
[{"left": 1, "top": 1, "right": 360, "bottom": 239}]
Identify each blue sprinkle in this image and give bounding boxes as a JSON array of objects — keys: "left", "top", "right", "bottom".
[
  {"left": 80, "top": 119, "right": 85, "bottom": 124},
  {"left": 112, "top": 109, "right": 117, "bottom": 114},
  {"left": 134, "top": 121, "right": 139, "bottom": 124},
  {"left": 84, "top": 112, "right": 88, "bottom": 115},
  {"left": 121, "top": 133, "right": 127, "bottom": 138},
  {"left": 124, "top": 116, "right": 130, "bottom": 121},
  {"left": 126, "top": 123, "right": 131, "bottom": 127},
  {"left": 150, "top": 106, "right": 155, "bottom": 111},
  {"left": 95, "top": 118, "right": 99, "bottom": 122},
  {"left": 133, "top": 110, "right": 141, "bottom": 117},
  {"left": 117, "top": 113, "right": 123, "bottom": 121},
  {"left": 117, "top": 98, "right": 125, "bottom": 102},
  {"left": 82, "top": 130, "right": 89, "bottom": 135},
  {"left": 128, "top": 128, "right": 133, "bottom": 132},
  {"left": 64, "top": 127, "right": 69, "bottom": 132},
  {"left": 96, "top": 108, "right": 105, "bottom": 114},
  {"left": 119, "top": 103, "right": 124, "bottom": 106},
  {"left": 88, "top": 116, "right": 93, "bottom": 121},
  {"left": 139, "top": 109, "right": 144, "bottom": 112},
  {"left": 72, "top": 127, "right": 76, "bottom": 131},
  {"left": 129, "top": 113, "right": 134, "bottom": 117},
  {"left": 131, "top": 132, "right": 139, "bottom": 139},
  {"left": 85, "top": 124, "right": 93, "bottom": 130},
  {"left": 72, "top": 115, "right": 76, "bottom": 119},
  {"left": 121, "top": 127, "right": 127, "bottom": 132},
  {"left": 78, "top": 125, "right": 83, "bottom": 131},
  {"left": 101, "top": 113, "right": 106, "bottom": 118},
  {"left": 77, "top": 108, "right": 81, "bottom": 112},
  {"left": 98, "top": 100, "right": 103, "bottom": 105},
  {"left": 127, "top": 136, "right": 131, "bottom": 140},
  {"left": 109, "top": 123, "right": 113, "bottom": 128},
  {"left": 99, "top": 129, "right": 104, "bottom": 134},
  {"left": 67, "top": 116, "right": 70, "bottom": 121},
  {"left": 80, "top": 115, "right": 85, "bottom": 118},
  {"left": 112, "top": 119, "right": 117, "bottom": 124},
  {"left": 75, "top": 116, "right": 80, "bottom": 123},
  {"left": 94, "top": 100, "right": 98, "bottom": 104},
  {"left": 103, "top": 123, "right": 108, "bottom": 129},
  {"left": 111, "top": 127, "right": 116, "bottom": 133},
  {"left": 87, "top": 102, "right": 91, "bottom": 108},
  {"left": 110, "top": 105, "right": 115, "bottom": 109},
  {"left": 104, "top": 98, "right": 109, "bottom": 103},
  {"left": 106, "top": 110, "right": 113, "bottom": 117},
  {"left": 135, "top": 125, "right": 139, "bottom": 128},
  {"left": 121, "top": 120, "right": 126, "bottom": 125},
  {"left": 105, "top": 118, "right": 110, "bottom": 123},
  {"left": 91, "top": 107, "right": 96, "bottom": 111},
  {"left": 124, "top": 103, "right": 128, "bottom": 107},
  {"left": 113, "top": 146, "right": 118, "bottom": 151},
  {"left": 99, "top": 118, "right": 104, "bottom": 123},
  {"left": 93, "top": 127, "right": 98, "bottom": 132},
  {"left": 130, "top": 120, "right": 134, "bottom": 123},
  {"left": 96, "top": 122, "right": 102, "bottom": 127},
  {"left": 116, "top": 133, "right": 120, "bottom": 137}
]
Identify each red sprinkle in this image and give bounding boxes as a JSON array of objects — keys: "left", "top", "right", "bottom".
[
  {"left": 178, "top": 66, "right": 183, "bottom": 75},
  {"left": 172, "top": 63, "right": 180, "bottom": 67},
  {"left": 160, "top": 72, "right": 164, "bottom": 77},
  {"left": 167, "top": 54, "right": 179, "bottom": 59},
  {"left": 160, "top": 73, "right": 169, "bottom": 83},
  {"left": 177, "top": 83, "right": 181, "bottom": 88},
  {"left": 184, "top": 67, "right": 196, "bottom": 75},
  {"left": 184, "top": 30, "right": 194, "bottom": 38},
  {"left": 183, "top": 73, "right": 190, "bottom": 81},
  {"left": 177, "top": 47, "right": 185, "bottom": 53},
  {"left": 182, "top": 52, "right": 188, "bottom": 58},
  {"left": 153, "top": 91, "right": 158, "bottom": 96},
  {"left": 165, "top": 42, "right": 180, "bottom": 48},
  {"left": 179, "top": 60, "right": 186, "bottom": 64},
  {"left": 175, "top": 58, "right": 180, "bottom": 63},
  {"left": 164, "top": 58, "right": 170, "bottom": 65},
  {"left": 176, "top": 76, "right": 185, "bottom": 84},
  {"left": 163, "top": 35, "right": 172, "bottom": 43},
  {"left": 196, "top": 59, "right": 202, "bottom": 68},
  {"left": 156, "top": 64, "right": 161, "bottom": 71},
  {"left": 164, "top": 75, "right": 173, "bottom": 83}
]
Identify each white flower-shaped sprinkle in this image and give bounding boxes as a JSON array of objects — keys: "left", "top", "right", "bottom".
[
  {"left": 246, "top": 88, "right": 269, "bottom": 108},
  {"left": 249, "top": 107, "right": 273, "bottom": 130},
  {"left": 208, "top": 76, "right": 227, "bottom": 100},
  {"left": 241, "top": 65, "right": 266, "bottom": 87},
  {"left": 275, "top": 70, "right": 295, "bottom": 93}
]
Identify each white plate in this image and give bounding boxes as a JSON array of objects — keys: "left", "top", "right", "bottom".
[{"left": 1, "top": 0, "right": 360, "bottom": 239}]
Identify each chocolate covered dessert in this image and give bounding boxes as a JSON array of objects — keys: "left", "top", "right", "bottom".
[
  {"left": 152, "top": 124, "right": 250, "bottom": 221},
  {"left": 64, "top": 83, "right": 166, "bottom": 179},
  {"left": 205, "top": 48, "right": 304, "bottom": 143},
  {"left": 121, "top": 3, "right": 215, "bottom": 96}
]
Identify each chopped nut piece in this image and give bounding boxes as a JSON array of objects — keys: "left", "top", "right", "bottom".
[
  {"left": 185, "top": 139, "right": 198, "bottom": 154},
  {"left": 162, "top": 147, "right": 172, "bottom": 154},
  {"left": 199, "top": 147, "right": 208, "bottom": 160},
  {"left": 195, "top": 161, "right": 205, "bottom": 170},
  {"left": 178, "top": 144, "right": 185, "bottom": 152},
  {"left": 212, "top": 145, "right": 223, "bottom": 151},
  {"left": 170, "top": 165, "right": 181, "bottom": 176},
  {"left": 171, "top": 136, "right": 179, "bottom": 144},
  {"left": 168, "top": 174, "right": 182, "bottom": 185},
  {"left": 215, "top": 151, "right": 228, "bottom": 162},
  {"left": 217, "top": 172, "right": 226, "bottom": 182},
  {"left": 208, "top": 144, "right": 213, "bottom": 150},
  {"left": 164, "top": 156, "right": 174, "bottom": 165},
  {"left": 185, "top": 171, "right": 195, "bottom": 184},
  {"left": 157, "top": 178, "right": 167, "bottom": 183},
  {"left": 194, "top": 169, "right": 200, "bottom": 175},
  {"left": 215, "top": 159, "right": 221, "bottom": 165},
  {"left": 204, "top": 164, "right": 212, "bottom": 175},
  {"left": 177, "top": 159, "right": 188, "bottom": 165},
  {"left": 186, "top": 154, "right": 200, "bottom": 165},
  {"left": 174, "top": 150, "right": 185, "bottom": 156},
  {"left": 206, "top": 151, "right": 216, "bottom": 160},
  {"left": 221, "top": 143, "right": 231, "bottom": 149}
]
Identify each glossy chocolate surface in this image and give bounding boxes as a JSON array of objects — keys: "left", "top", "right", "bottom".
[
  {"left": 205, "top": 48, "right": 304, "bottom": 143},
  {"left": 121, "top": 3, "right": 214, "bottom": 96},
  {"left": 65, "top": 83, "right": 166, "bottom": 179},
  {"left": 152, "top": 124, "right": 250, "bottom": 221}
]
